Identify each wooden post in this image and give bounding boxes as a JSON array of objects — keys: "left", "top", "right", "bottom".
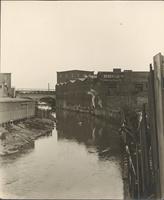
[
  {"left": 153, "top": 53, "right": 164, "bottom": 199},
  {"left": 148, "top": 64, "right": 160, "bottom": 198},
  {"left": 136, "top": 144, "right": 140, "bottom": 200}
]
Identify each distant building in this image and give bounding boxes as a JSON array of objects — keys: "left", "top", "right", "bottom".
[
  {"left": 0, "top": 73, "right": 36, "bottom": 124},
  {"left": 0, "top": 73, "right": 11, "bottom": 97},
  {"left": 57, "top": 70, "right": 94, "bottom": 84},
  {"left": 56, "top": 68, "right": 149, "bottom": 112},
  {"left": 97, "top": 69, "right": 149, "bottom": 96},
  {"left": 97, "top": 68, "right": 123, "bottom": 81},
  {"left": 0, "top": 98, "right": 36, "bottom": 124}
]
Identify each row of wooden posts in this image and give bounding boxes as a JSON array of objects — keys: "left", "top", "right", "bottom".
[
  {"left": 120, "top": 53, "right": 164, "bottom": 200},
  {"left": 148, "top": 53, "right": 164, "bottom": 199}
]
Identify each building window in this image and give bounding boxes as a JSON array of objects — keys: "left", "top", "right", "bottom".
[
  {"left": 135, "top": 83, "right": 143, "bottom": 92},
  {"left": 108, "top": 82, "right": 117, "bottom": 88},
  {"left": 145, "top": 83, "right": 148, "bottom": 89},
  {"left": 108, "top": 89, "right": 111, "bottom": 95},
  {"left": 104, "top": 74, "right": 113, "bottom": 79},
  {"left": 103, "top": 74, "right": 124, "bottom": 79}
]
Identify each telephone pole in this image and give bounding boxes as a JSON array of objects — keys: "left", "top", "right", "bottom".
[{"left": 48, "top": 83, "right": 50, "bottom": 91}]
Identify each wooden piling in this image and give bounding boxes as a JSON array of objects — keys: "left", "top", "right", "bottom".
[
  {"left": 153, "top": 53, "right": 164, "bottom": 199},
  {"left": 148, "top": 64, "right": 160, "bottom": 198}
]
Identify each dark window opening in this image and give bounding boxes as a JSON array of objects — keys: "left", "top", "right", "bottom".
[
  {"left": 135, "top": 83, "right": 143, "bottom": 92},
  {"left": 108, "top": 83, "right": 117, "bottom": 88}
]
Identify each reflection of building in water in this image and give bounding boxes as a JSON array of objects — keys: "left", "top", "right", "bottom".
[
  {"left": 56, "top": 110, "right": 121, "bottom": 159},
  {"left": 56, "top": 110, "right": 93, "bottom": 144},
  {"left": 56, "top": 68, "right": 149, "bottom": 113}
]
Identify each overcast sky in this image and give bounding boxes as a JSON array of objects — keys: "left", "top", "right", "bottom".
[{"left": 1, "top": 1, "right": 164, "bottom": 89}]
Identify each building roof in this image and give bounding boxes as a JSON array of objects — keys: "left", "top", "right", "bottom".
[
  {"left": 97, "top": 71, "right": 122, "bottom": 73},
  {"left": 57, "top": 70, "right": 94, "bottom": 73},
  {"left": 97, "top": 70, "right": 148, "bottom": 73}
]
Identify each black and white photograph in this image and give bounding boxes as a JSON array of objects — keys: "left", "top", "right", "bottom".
[{"left": 0, "top": 1, "right": 164, "bottom": 199}]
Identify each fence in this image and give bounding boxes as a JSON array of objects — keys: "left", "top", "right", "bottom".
[
  {"left": 120, "top": 53, "right": 164, "bottom": 200},
  {"left": 120, "top": 105, "right": 154, "bottom": 200},
  {"left": 148, "top": 53, "right": 164, "bottom": 199}
]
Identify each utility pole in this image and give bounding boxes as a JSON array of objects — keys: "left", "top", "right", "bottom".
[{"left": 48, "top": 83, "right": 50, "bottom": 91}]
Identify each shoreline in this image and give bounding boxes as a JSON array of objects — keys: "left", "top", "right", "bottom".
[
  {"left": 0, "top": 117, "right": 55, "bottom": 156},
  {"left": 56, "top": 107, "right": 122, "bottom": 125}
]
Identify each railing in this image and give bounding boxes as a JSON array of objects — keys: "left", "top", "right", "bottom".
[
  {"left": 16, "top": 88, "right": 55, "bottom": 92},
  {"left": 16, "top": 89, "right": 56, "bottom": 95}
]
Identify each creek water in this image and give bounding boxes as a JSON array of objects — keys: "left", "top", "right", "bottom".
[{"left": 0, "top": 110, "right": 123, "bottom": 199}]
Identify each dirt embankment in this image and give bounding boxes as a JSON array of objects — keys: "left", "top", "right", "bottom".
[{"left": 0, "top": 118, "right": 55, "bottom": 156}]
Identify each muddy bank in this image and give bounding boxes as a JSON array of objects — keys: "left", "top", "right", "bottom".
[{"left": 0, "top": 118, "right": 55, "bottom": 156}]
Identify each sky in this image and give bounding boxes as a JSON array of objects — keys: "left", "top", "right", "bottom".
[{"left": 1, "top": 1, "right": 164, "bottom": 89}]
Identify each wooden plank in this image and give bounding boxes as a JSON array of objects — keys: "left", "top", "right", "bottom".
[
  {"left": 153, "top": 53, "right": 164, "bottom": 199},
  {"left": 148, "top": 64, "right": 160, "bottom": 198}
]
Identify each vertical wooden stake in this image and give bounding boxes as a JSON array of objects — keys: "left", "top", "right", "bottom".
[{"left": 153, "top": 53, "right": 164, "bottom": 199}]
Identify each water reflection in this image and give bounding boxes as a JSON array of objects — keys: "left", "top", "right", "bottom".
[
  {"left": 56, "top": 110, "right": 122, "bottom": 161},
  {"left": 0, "top": 110, "right": 123, "bottom": 199}
]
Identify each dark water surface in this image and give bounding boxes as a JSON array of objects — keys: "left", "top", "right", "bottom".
[{"left": 0, "top": 111, "right": 123, "bottom": 199}]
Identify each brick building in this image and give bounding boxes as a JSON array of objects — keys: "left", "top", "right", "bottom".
[
  {"left": 56, "top": 77, "right": 95, "bottom": 110},
  {"left": 97, "top": 69, "right": 148, "bottom": 96},
  {"left": 56, "top": 68, "right": 149, "bottom": 113},
  {"left": 57, "top": 70, "right": 94, "bottom": 84}
]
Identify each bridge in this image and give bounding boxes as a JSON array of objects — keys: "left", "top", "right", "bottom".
[{"left": 16, "top": 88, "right": 56, "bottom": 102}]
